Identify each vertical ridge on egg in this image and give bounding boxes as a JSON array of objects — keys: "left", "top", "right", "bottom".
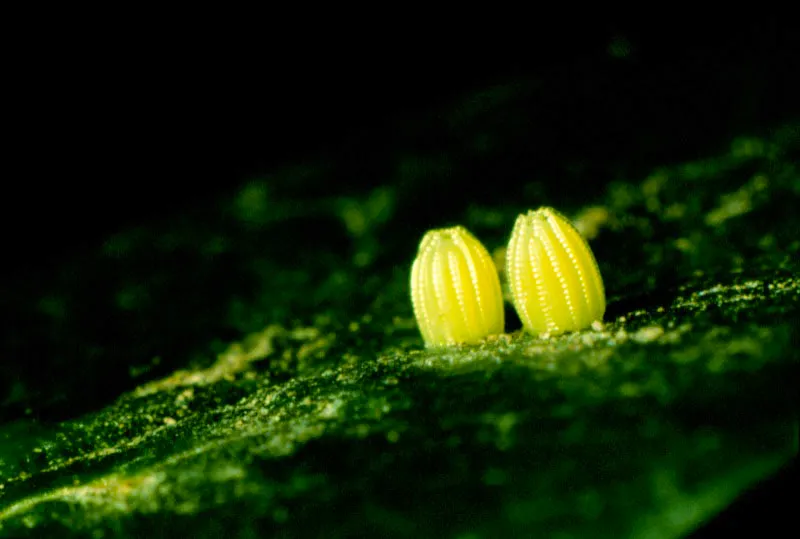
[
  {"left": 506, "top": 207, "right": 605, "bottom": 336},
  {"left": 411, "top": 226, "right": 504, "bottom": 347}
]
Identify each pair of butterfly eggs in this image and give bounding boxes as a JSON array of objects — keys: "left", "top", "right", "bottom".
[{"left": 410, "top": 207, "right": 606, "bottom": 347}]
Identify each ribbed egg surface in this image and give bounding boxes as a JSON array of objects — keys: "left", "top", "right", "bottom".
[
  {"left": 506, "top": 207, "right": 605, "bottom": 336},
  {"left": 411, "top": 226, "right": 504, "bottom": 347}
]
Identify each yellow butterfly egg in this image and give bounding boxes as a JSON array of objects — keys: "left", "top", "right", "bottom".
[
  {"left": 410, "top": 226, "right": 505, "bottom": 347},
  {"left": 506, "top": 207, "right": 605, "bottom": 336}
]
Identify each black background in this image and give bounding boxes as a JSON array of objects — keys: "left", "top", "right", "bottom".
[{"left": 4, "top": 16, "right": 797, "bottom": 280}]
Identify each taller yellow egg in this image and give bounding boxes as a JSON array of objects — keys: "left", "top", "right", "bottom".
[
  {"left": 410, "top": 226, "right": 504, "bottom": 347},
  {"left": 506, "top": 207, "right": 605, "bottom": 336}
]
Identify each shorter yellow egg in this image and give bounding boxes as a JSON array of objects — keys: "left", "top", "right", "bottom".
[
  {"left": 506, "top": 207, "right": 605, "bottom": 336},
  {"left": 410, "top": 226, "right": 504, "bottom": 347}
]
